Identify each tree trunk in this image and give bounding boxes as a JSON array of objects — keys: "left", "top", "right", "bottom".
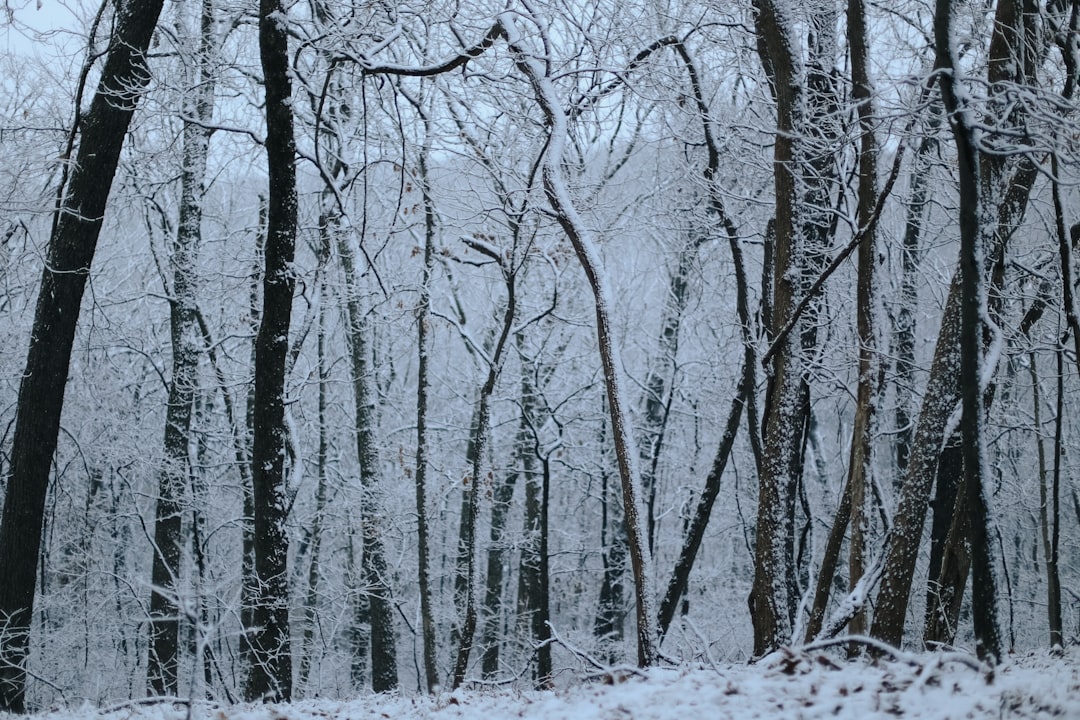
[
  {"left": 503, "top": 15, "right": 658, "bottom": 667},
  {"left": 413, "top": 117, "right": 440, "bottom": 693},
  {"left": 298, "top": 235, "right": 330, "bottom": 694},
  {"left": 656, "top": 42, "right": 758, "bottom": 637},
  {"left": 515, "top": 346, "right": 552, "bottom": 687},
  {"left": 337, "top": 230, "right": 399, "bottom": 693},
  {"left": 148, "top": 0, "right": 216, "bottom": 695},
  {"left": 0, "top": 0, "right": 166, "bottom": 711},
  {"left": 842, "top": 0, "right": 879, "bottom": 639},
  {"left": 244, "top": 0, "right": 297, "bottom": 700},
  {"left": 922, "top": 0, "right": 1002, "bottom": 663},
  {"left": 749, "top": 0, "right": 811, "bottom": 657}
]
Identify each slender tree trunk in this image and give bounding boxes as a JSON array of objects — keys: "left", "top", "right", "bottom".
[
  {"left": 244, "top": 0, "right": 297, "bottom": 700},
  {"left": 515, "top": 346, "right": 552, "bottom": 687},
  {"left": 894, "top": 123, "right": 939, "bottom": 482},
  {"left": 148, "top": 0, "right": 216, "bottom": 694},
  {"left": 842, "top": 0, "right": 879, "bottom": 639},
  {"left": 594, "top": 408, "right": 627, "bottom": 651},
  {"left": 450, "top": 249, "right": 517, "bottom": 688},
  {"left": 479, "top": 468, "right": 518, "bottom": 678},
  {"left": 414, "top": 117, "right": 440, "bottom": 693},
  {"left": 240, "top": 201, "right": 265, "bottom": 689},
  {"left": 298, "top": 236, "right": 330, "bottom": 694},
  {"left": 0, "top": 0, "right": 166, "bottom": 711},
  {"left": 749, "top": 0, "right": 811, "bottom": 657},
  {"left": 337, "top": 230, "right": 399, "bottom": 693},
  {"left": 657, "top": 42, "right": 758, "bottom": 638},
  {"left": 932, "top": 0, "right": 1001, "bottom": 662},
  {"left": 638, "top": 234, "right": 695, "bottom": 555},
  {"left": 503, "top": 15, "right": 657, "bottom": 666}
]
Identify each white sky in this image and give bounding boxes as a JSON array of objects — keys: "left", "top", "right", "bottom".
[{"left": 2, "top": 0, "right": 83, "bottom": 57}]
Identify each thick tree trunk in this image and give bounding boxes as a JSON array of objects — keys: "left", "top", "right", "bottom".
[
  {"left": 0, "top": 0, "right": 166, "bottom": 711},
  {"left": 244, "top": 0, "right": 297, "bottom": 700},
  {"left": 148, "top": 0, "right": 216, "bottom": 695}
]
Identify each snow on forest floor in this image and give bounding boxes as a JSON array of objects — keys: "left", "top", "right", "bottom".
[{"left": 8, "top": 644, "right": 1080, "bottom": 720}]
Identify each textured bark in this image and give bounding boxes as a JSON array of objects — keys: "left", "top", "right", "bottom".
[
  {"left": 338, "top": 231, "right": 399, "bottom": 693},
  {"left": 0, "top": 0, "right": 166, "bottom": 711},
  {"left": 842, "top": 0, "right": 879, "bottom": 639},
  {"left": 479, "top": 468, "right": 518, "bottom": 678},
  {"left": 874, "top": 0, "right": 1039, "bottom": 652},
  {"left": 515, "top": 348, "right": 552, "bottom": 687},
  {"left": 244, "top": 0, "right": 297, "bottom": 700},
  {"left": 936, "top": 0, "right": 1001, "bottom": 659},
  {"left": 871, "top": 272, "right": 961, "bottom": 648},
  {"left": 749, "top": 0, "right": 809, "bottom": 657},
  {"left": 148, "top": 0, "right": 216, "bottom": 695},
  {"left": 414, "top": 122, "right": 440, "bottom": 692}
]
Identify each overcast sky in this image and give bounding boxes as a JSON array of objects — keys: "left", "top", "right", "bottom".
[{"left": 2, "top": 0, "right": 81, "bottom": 57}]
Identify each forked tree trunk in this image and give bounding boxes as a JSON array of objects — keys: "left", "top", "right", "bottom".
[
  {"left": 749, "top": 0, "right": 811, "bottom": 657},
  {"left": 0, "top": 0, "right": 166, "bottom": 711}
]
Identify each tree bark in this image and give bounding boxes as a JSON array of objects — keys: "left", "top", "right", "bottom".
[
  {"left": 842, "top": 0, "right": 879, "bottom": 639},
  {"left": 749, "top": 0, "right": 810, "bottom": 657},
  {"left": 515, "top": 346, "right": 552, "bottom": 687},
  {"left": 148, "top": 0, "right": 216, "bottom": 695},
  {"left": 0, "top": 0, "right": 166, "bottom": 711},
  {"left": 413, "top": 115, "right": 440, "bottom": 693},
  {"left": 244, "top": 0, "right": 297, "bottom": 700}
]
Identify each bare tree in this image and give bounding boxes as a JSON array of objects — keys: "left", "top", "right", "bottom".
[
  {"left": 0, "top": 0, "right": 166, "bottom": 711},
  {"left": 244, "top": 0, "right": 298, "bottom": 701}
]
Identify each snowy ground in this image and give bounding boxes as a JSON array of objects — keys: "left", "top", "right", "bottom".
[{"left": 8, "top": 644, "right": 1079, "bottom": 719}]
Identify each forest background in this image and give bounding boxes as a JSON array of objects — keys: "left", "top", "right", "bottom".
[{"left": 0, "top": 0, "right": 1078, "bottom": 712}]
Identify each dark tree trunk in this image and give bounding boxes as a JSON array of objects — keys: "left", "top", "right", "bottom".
[
  {"left": 515, "top": 347, "right": 552, "bottom": 687},
  {"left": 414, "top": 118, "right": 440, "bottom": 693},
  {"left": 450, "top": 248, "right": 517, "bottom": 688},
  {"left": 244, "top": 0, "right": 297, "bottom": 701},
  {"left": 0, "top": 0, "right": 166, "bottom": 711},
  {"left": 842, "top": 0, "right": 879, "bottom": 639}
]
